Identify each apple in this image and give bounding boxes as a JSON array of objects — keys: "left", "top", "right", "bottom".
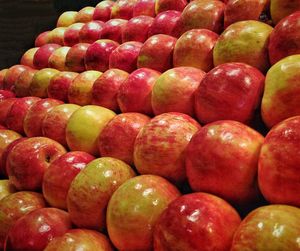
[
  {"left": 48, "top": 27, "right": 67, "bottom": 45},
  {"left": 33, "top": 43, "right": 61, "bottom": 69},
  {"left": 0, "top": 99, "right": 17, "bottom": 125},
  {"left": 23, "top": 98, "right": 63, "bottom": 137},
  {"left": 269, "top": 11, "right": 300, "bottom": 65},
  {"left": 0, "top": 191, "right": 46, "bottom": 250},
  {"left": 48, "top": 71, "right": 78, "bottom": 102},
  {"left": 92, "top": 68, "right": 129, "bottom": 111},
  {"left": 65, "top": 43, "right": 90, "bottom": 73},
  {"left": 57, "top": 11, "right": 77, "bottom": 27},
  {"left": 42, "top": 104, "right": 81, "bottom": 147},
  {"left": 68, "top": 70, "right": 102, "bottom": 106},
  {"left": 134, "top": 113, "right": 200, "bottom": 183},
  {"left": 261, "top": 55, "right": 300, "bottom": 128},
  {"left": 270, "top": 0, "right": 300, "bottom": 24},
  {"left": 137, "top": 34, "right": 177, "bottom": 72},
  {"left": 93, "top": 0, "right": 115, "bottom": 22},
  {"left": 79, "top": 20, "right": 104, "bottom": 44},
  {"left": 20, "top": 47, "right": 39, "bottom": 68},
  {"left": 155, "top": 0, "right": 187, "bottom": 14},
  {"left": 44, "top": 229, "right": 113, "bottom": 251},
  {"left": 0, "top": 69, "right": 7, "bottom": 89},
  {"left": 133, "top": 0, "right": 156, "bottom": 17},
  {"left": 0, "top": 91, "right": 15, "bottom": 102},
  {"left": 35, "top": 31, "right": 50, "bottom": 47},
  {"left": 4, "top": 208, "right": 72, "bottom": 251},
  {"left": 3, "top": 65, "right": 29, "bottom": 91},
  {"left": 111, "top": 0, "right": 138, "bottom": 20},
  {"left": 5, "top": 96, "right": 41, "bottom": 134},
  {"left": 173, "top": 29, "right": 218, "bottom": 72},
  {"left": 195, "top": 62, "right": 265, "bottom": 124},
  {"left": 43, "top": 151, "right": 94, "bottom": 209},
  {"left": 98, "top": 113, "right": 150, "bottom": 165},
  {"left": 84, "top": 39, "right": 119, "bottom": 72},
  {"left": 154, "top": 192, "right": 241, "bottom": 251},
  {"left": 48, "top": 46, "right": 71, "bottom": 71},
  {"left": 231, "top": 205, "right": 300, "bottom": 251},
  {"left": 122, "top": 15, "right": 154, "bottom": 43},
  {"left": 63, "top": 22, "right": 85, "bottom": 47},
  {"left": 67, "top": 157, "right": 135, "bottom": 229},
  {"left": 14, "top": 68, "right": 37, "bottom": 97},
  {"left": 75, "top": 6, "right": 95, "bottom": 23},
  {"left": 0, "top": 180, "right": 15, "bottom": 200},
  {"left": 100, "top": 18, "right": 128, "bottom": 43},
  {"left": 66, "top": 105, "right": 116, "bottom": 155},
  {"left": 107, "top": 175, "right": 181, "bottom": 250},
  {"left": 117, "top": 68, "right": 159, "bottom": 115}
]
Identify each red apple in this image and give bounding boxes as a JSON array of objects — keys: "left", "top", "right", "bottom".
[
  {"left": 84, "top": 39, "right": 119, "bottom": 72},
  {"left": 92, "top": 68, "right": 129, "bottom": 111},
  {"left": 20, "top": 47, "right": 39, "bottom": 68},
  {"left": 63, "top": 23, "right": 85, "bottom": 47},
  {"left": 155, "top": 0, "right": 187, "bottom": 14},
  {"left": 0, "top": 180, "right": 15, "bottom": 200},
  {"left": 48, "top": 27, "right": 67, "bottom": 45},
  {"left": 14, "top": 68, "right": 37, "bottom": 97},
  {"left": 43, "top": 151, "right": 94, "bottom": 209},
  {"left": 93, "top": 0, "right": 115, "bottom": 22},
  {"left": 110, "top": 0, "right": 138, "bottom": 20},
  {"left": 0, "top": 99, "right": 18, "bottom": 125},
  {"left": 133, "top": 0, "right": 156, "bottom": 17},
  {"left": 48, "top": 46, "right": 70, "bottom": 71},
  {"left": 57, "top": 11, "right": 77, "bottom": 27},
  {"left": 107, "top": 175, "right": 181, "bottom": 250},
  {"left": 65, "top": 43, "right": 90, "bottom": 72},
  {"left": 79, "top": 20, "right": 104, "bottom": 44},
  {"left": 117, "top": 68, "right": 160, "bottom": 115},
  {"left": 0, "top": 91, "right": 15, "bottom": 101},
  {"left": 33, "top": 43, "right": 61, "bottom": 69},
  {"left": 270, "top": 0, "right": 300, "bottom": 24},
  {"left": 99, "top": 18, "right": 128, "bottom": 43},
  {"left": 137, "top": 34, "right": 177, "bottom": 72},
  {"left": 75, "top": 7, "right": 95, "bottom": 23},
  {"left": 0, "top": 69, "right": 7, "bottom": 89},
  {"left": 3, "top": 65, "right": 29, "bottom": 91},
  {"left": 35, "top": 31, "right": 50, "bottom": 47},
  {"left": 98, "top": 113, "right": 150, "bottom": 165}
]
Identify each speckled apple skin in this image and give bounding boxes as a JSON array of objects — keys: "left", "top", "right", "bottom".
[
  {"left": 93, "top": 1, "right": 115, "bottom": 22},
  {"left": 15, "top": 68, "right": 38, "bottom": 97}
]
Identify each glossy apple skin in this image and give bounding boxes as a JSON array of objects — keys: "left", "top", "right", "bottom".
[
  {"left": 65, "top": 43, "right": 90, "bottom": 73},
  {"left": 152, "top": 67, "right": 205, "bottom": 116},
  {"left": 48, "top": 71, "right": 78, "bottom": 102},
  {"left": 133, "top": 0, "right": 156, "bottom": 17},
  {"left": 155, "top": 0, "right": 187, "bottom": 14},
  {"left": 84, "top": 39, "right": 119, "bottom": 72},
  {"left": 4, "top": 208, "right": 72, "bottom": 251},
  {"left": 6, "top": 96, "right": 41, "bottom": 134},
  {"left": 270, "top": 0, "right": 300, "bottom": 24},
  {"left": 195, "top": 63, "right": 265, "bottom": 124},
  {"left": 92, "top": 68, "right": 129, "bottom": 111},
  {"left": 79, "top": 20, "right": 104, "bottom": 44},
  {"left": 100, "top": 19, "right": 128, "bottom": 44},
  {"left": 0, "top": 99, "right": 17, "bottom": 126},
  {"left": 75, "top": 6, "right": 95, "bottom": 23},
  {"left": 57, "top": 11, "right": 77, "bottom": 27},
  {"left": 231, "top": 205, "right": 300, "bottom": 251},
  {"left": 3, "top": 65, "right": 29, "bottom": 91},
  {"left": 48, "top": 27, "right": 67, "bottom": 45},
  {"left": 111, "top": 0, "right": 138, "bottom": 20},
  {"left": 14, "top": 68, "right": 37, "bottom": 97},
  {"left": 258, "top": 116, "right": 300, "bottom": 207},
  {"left": 29, "top": 68, "right": 60, "bottom": 98},
  {"left": 93, "top": 0, "right": 115, "bottom": 21},
  {"left": 261, "top": 55, "right": 300, "bottom": 128},
  {"left": 0, "top": 91, "right": 15, "bottom": 101},
  {"left": 33, "top": 44, "right": 61, "bottom": 70},
  {"left": 98, "top": 113, "right": 150, "bottom": 165},
  {"left": 107, "top": 175, "right": 181, "bottom": 251},
  {"left": 122, "top": 15, "right": 154, "bottom": 43},
  {"left": 134, "top": 113, "right": 200, "bottom": 183},
  {"left": 44, "top": 229, "right": 113, "bottom": 251},
  {"left": 43, "top": 151, "right": 94, "bottom": 209},
  {"left": 154, "top": 192, "right": 241, "bottom": 251},
  {"left": 35, "top": 31, "right": 50, "bottom": 47},
  {"left": 0, "top": 69, "right": 7, "bottom": 89},
  {"left": 23, "top": 98, "right": 63, "bottom": 137},
  {"left": 20, "top": 47, "right": 39, "bottom": 68},
  {"left": 269, "top": 12, "right": 300, "bottom": 65},
  {"left": 66, "top": 105, "right": 116, "bottom": 156},
  {"left": 63, "top": 23, "right": 85, "bottom": 46},
  {"left": 67, "top": 157, "right": 135, "bottom": 229},
  {"left": 137, "top": 34, "right": 177, "bottom": 72},
  {"left": 0, "top": 180, "right": 15, "bottom": 200},
  {"left": 0, "top": 191, "right": 45, "bottom": 250},
  {"left": 117, "top": 68, "right": 160, "bottom": 115},
  {"left": 68, "top": 70, "right": 102, "bottom": 106},
  {"left": 48, "top": 46, "right": 70, "bottom": 71},
  {"left": 42, "top": 104, "right": 80, "bottom": 147}
]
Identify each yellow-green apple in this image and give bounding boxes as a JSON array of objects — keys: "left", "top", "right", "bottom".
[
  {"left": 48, "top": 46, "right": 70, "bottom": 71},
  {"left": 48, "top": 27, "right": 67, "bottom": 45},
  {"left": 214, "top": 20, "right": 273, "bottom": 73},
  {"left": 33, "top": 44, "right": 61, "bottom": 70},
  {"left": 66, "top": 105, "right": 116, "bottom": 155},
  {"left": 152, "top": 67, "right": 205, "bottom": 116},
  {"left": 42, "top": 104, "right": 80, "bottom": 147},
  {"left": 23, "top": 98, "right": 63, "bottom": 137},
  {"left": 269, "top": 12, "right": 300, "bottom": 65},
  {"left": 0, "top": 180, "right": 15, "bottom": 200},
  {"left": 261, "top": 55, "right": 300, "bottom": 128},
  {"left": 148, "top": 10, "right": 181, "bottom": 37},
  {"left": 117, "top": 68, "right": 160, "bottom": 115},
  {"left": 57, "top": 11, "right": 77, "bottom": 27},
  {"left": 84, "top": 39, "right": 119, "bottom": 72},
  {"left": 68, "top": 70, "right": 102, "bottom": 105},
  {"left": 5, "top": 97, "right": 41, "bottom": 134},
  {"left": 67, "top": 157, "right": 135, "bottom": 229},
  {"left": 0, "top": 69, "right": 7, "bottom": 89},
  {"left": 75, "top": 7, "right": 95, "bottom": 23},
  {"left": 93, "top": 0, "right": 115, "bottom": 21},
  {"left": 258, "top": 116, "right": 300, "bottom": 207},
  {"left": 134, "top": 113, "right": 200, "bottom": 183},
  {"left": 79, "top": 20, "right": 104, "bottom": 44},
  {"left": 42, "top": 151, "right": 94, "bottom": 210},
  {"left": 107, "top": 175, "right": 181, "bottom": 250},
  {"left": 0, "top": 99, "right": 17, "bottom": 125},
  {"left": 195, "top": 63, "right": 265, "bottom": 124},
  {"left": 137, "top": 34, "right": 177, "bottom": 72},
  {"left": 155, "top": 0, "right": 187, "bottom": 14},
  {"left": 100, "top": 19, "right": 128, "bottom": 43},
  {"left": 63, "top": 23, "right": 85, "bottom": 47},
  {"left": 44, "top": 229, "right": 113, "bottom": 251},
  {"left": 111, "top": 0, "right": 138, "bottom": 20},
  {"left": 0, "top": 191, "right": 45, "bottom": 250},
  {"left": 29, "top": 68, "right": 60, "bottom": 97},
  {"left": 4, "top": 208, "right": 72, "bottom": 251},
  {"left": 98, "top": 113, "right": 150, "bottom": 165},
  {"left": 20, "top": 47, "right": 39, "bottom": 68},
  {"left": 35, "top": 31, "right": 50, "bottom": 47},
  {"left": 48, "top": 71, "right": 78, "bottom": 102},
  {"left": 122, "top": 15, "right": 154, "bottom": 43},
  {"left": 14, "top": 68, "right": 37, "bottom": 97},
  {"left": 133, "top": 0, "right": 156, "bottom": 17},
  {"left": 231, "top": 205, "right": 300, "bottom": 251},
  {"left": 92, "top": 68, "right": 129, "bottom": 111},
  {"left": 0, "top": 91, "right": 14, "bottom": 101},
  {"left": 173, "top": 29, "right": 218, "bottom": 71},
  {"left": 154, "top": 192, "right": 241, "bottom": 251},
  {"left": 3, "top": 64, "right": 29, "bottom": 91},
  {"left": 65, "top": 43, "right": 90, "bottom": 73},
  {"left": 270, "top": 0, "right": 300, "bottom": 24}
]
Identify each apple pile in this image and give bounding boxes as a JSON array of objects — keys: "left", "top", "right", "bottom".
[{"left": 0, "top": 0, "right": 300, "bottom": 250}]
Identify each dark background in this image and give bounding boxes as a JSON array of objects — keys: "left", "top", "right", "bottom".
[{"left": 0, "top": 0, "right": 101, "bottom": 69}]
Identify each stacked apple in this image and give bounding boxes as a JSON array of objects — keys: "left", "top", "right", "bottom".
[{"left": 0, "top": 0, "right": 300, "bottom": 250}]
